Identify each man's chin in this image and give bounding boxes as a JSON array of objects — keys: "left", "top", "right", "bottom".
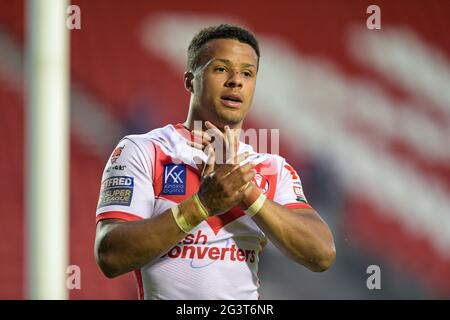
[{"left": 215, "top": 109, "right": 246, "bottom": 126}]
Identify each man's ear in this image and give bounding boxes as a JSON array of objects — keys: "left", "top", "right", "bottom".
[{"left": 184, "top": 71, "right": 194, "bottom": 93}]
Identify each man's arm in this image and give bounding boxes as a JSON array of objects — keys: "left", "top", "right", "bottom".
[
  {"left": 191, "top": 122, "right": 336, "bottom": 272},
  {"left": 249, "top": 193, "right": 336, "bottom": 272},
  {"left": 95, "top": 151, "right": 256, "bottom": 278},
  {"left": 95, "top": 196, "right": 204, "bottom": 278}
]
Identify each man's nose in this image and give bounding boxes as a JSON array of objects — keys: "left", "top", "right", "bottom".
[{"left": 225, "top": 71, "right": 243, "bottom": 88}]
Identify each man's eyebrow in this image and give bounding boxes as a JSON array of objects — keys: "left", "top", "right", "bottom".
[{"left": 212, "top": 59, "right": 257, "bottom": 69}]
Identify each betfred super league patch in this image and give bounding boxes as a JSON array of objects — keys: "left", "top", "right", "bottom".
[
  {"left": 162, "top": 164, "right": 186, "bottom": 195},
  {"left": 98, "top": 176, "right": 134, "bottom": 208}
]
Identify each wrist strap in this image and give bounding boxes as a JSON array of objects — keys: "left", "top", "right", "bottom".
[
  {"left": 171, "top": 205, "right": 193, "bottom": 233},
  {"left": 244, "top": 193, "right": 267, "bottom": 217},
  {"left": 192, "top": 193, "right": 210, "bottom": 220}
]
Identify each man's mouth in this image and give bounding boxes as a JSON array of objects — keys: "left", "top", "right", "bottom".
[{"left": 220, "top": 94, "right": 243, "bottom": 108}]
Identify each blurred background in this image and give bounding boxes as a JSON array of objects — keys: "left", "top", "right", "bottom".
[{"left": 0, "top": 0, "right": 449, "bottom": 299}]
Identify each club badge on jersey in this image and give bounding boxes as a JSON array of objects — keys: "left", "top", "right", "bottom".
[
  {"left": 253, "top": 173, "right": 270, "bottom": 194},
  {"left": 110, "top": 145, "right": 124, "bottom": 164}
]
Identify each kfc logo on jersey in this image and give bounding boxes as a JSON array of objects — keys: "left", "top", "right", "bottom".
[
  {"left": 253, "top": 173, "right": 270, "bottom": 194},
  {"left": 162, "top": 164, "right": 186, "bottom": 195},
  {"left": 110, "top": 145, "right": 124, "bottom": 164}
]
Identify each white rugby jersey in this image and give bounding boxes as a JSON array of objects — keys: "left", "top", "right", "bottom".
[{"left": 96, "top": 123, "right": 312, "bottom": 300}]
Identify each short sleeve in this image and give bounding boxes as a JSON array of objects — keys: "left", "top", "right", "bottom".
[
  {"left": 273, "top": 159, "right": 312, "bottom": 210},
  {"left": 95, "top": 137, "right": 155, "bottom": 223}
]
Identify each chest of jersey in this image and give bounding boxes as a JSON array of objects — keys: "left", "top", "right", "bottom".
[{"left": 150, "top": 140, "right": 278, "bottom": 237}]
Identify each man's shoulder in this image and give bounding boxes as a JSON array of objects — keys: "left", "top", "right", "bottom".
[
  {"left": 120, "top": 123, "right": 197, "bottom": 164},
  {"left": 121, "top": 124, "right": 180, "bottom": 146},
  {"left": 238, "top": 142, "right": 286, "bottom": 171}
]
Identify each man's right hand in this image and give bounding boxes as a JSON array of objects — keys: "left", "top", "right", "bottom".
[{"left": 190, "top": 122, "right": 257, "bottom": 216}]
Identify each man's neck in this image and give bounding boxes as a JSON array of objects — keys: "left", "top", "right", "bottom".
[{"left": 183, "top": 110, "right": 243, "bottom": 133}]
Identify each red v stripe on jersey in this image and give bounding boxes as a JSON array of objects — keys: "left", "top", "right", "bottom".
[
  {"left": 152, "top": 130, "right": 280, "bottom": 235},
  {"left": 204, "top": 160, "right": 279, "bottom": 235},
  {"left": 206, "top": 206, "right": 245, "bottom": 235},
  {"left": 152, "top": 140, "right": 246, "bottom": 234}
]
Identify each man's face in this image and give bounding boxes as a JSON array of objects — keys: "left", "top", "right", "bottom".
[{"left": 189, "top": 39, "right": 258, "bottom": 127}]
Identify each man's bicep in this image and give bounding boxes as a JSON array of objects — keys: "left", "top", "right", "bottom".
[
  {"left": 95, "top": 218, "right": 124, "bottom": 254},
  {"left": 289, "top": 207, "right": 324, "bottom": 222}
]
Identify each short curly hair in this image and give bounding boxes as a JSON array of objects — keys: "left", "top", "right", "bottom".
[{"left": 187, "top": 24, "right": 260, "bottom": 72}]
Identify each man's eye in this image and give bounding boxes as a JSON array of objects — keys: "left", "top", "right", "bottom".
[
  {"left": 242, "top": 71, "right": 253, "bottom": 77},
  {"left": 215, "top": 67, "right": 226, "bottom": 72}
]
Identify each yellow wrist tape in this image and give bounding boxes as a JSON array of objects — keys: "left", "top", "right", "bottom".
[
  {"left": 192, "top": 194, "right": 210, "bottom": 220},
  {"left": 171, "top": 205, "right": 193, "bottom": 233},
  {"left": 244, "top": 193, "right": 267, "bottom": 217}
]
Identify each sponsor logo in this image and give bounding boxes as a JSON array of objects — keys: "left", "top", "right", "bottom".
[
  {"left": 162, "top": 164, "right": 186, "bottom": 195},
  {"left": 293, "top": 185, "right": 307, "bottom": 203},
  {"left": 293, "top": 185, "right": 304, "bottom": 196},
  {"left": 162, "top": 230, "right": 257, "bottom": 267},
  {"left": 253, "top": 173, "right": 270, "bottom": 194},
  {"left": 101, "top": 176, "right": 134, "bottom": 188},
  {"left": 98, "top": 176, "right": 134, "bottom": 208},
  {"left": 292, "top": 186, "right": 308, "bottom": 203},
  {"left": 110, "top": 145, "right": 124, "bottom": 164},
  {"left": 106, "top": 164, "right": 126, "bottom": 173}
]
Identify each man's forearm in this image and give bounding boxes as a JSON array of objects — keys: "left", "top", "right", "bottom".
[
  {"left": 252, "top": 199, "right": 336, "bottom": 272},
  {"left": 95, "top": 196, "right": 205, "bottom": 278}
]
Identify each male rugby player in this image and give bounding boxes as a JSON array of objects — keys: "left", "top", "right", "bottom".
[{"left": 94, "top": 24, "right": 335, "bottom": 299}]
